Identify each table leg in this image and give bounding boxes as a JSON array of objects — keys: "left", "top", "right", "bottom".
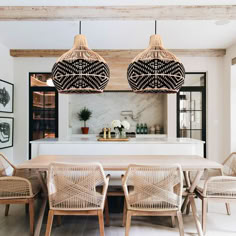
[
  {"left": 182, "top": 171, "right": 202, "bottom": 213},
  {"left": 181, "top": 195, "right": 189, "bottom": 213},
  {"left": 182, "top": 170, "right": 203, "bottom": 236},
  {"left": 184, "top": 171, "right": 191, "bottom": 188},
  {"left": 34, "top": 171, "right": 48, "bottom": 236},
  {"left": 37, "top": 170, "right": 48, "bottom": 195},
  {"left": 189, "top": 194, "right": 203, "bottom": 236},
  {"left": 34, "top": 196, "right": 47, "bottom": 236},
  {"left": 182, "top": 171, "right": 191, "bottom": 213}
]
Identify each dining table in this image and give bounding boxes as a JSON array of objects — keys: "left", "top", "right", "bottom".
[{"left": 18, "top": 154, "right": 222, "bottom": 236}]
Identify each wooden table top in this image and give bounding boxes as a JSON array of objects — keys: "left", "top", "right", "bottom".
[{"left": 18, "top": 155, "right": 222, "bottom": 171}]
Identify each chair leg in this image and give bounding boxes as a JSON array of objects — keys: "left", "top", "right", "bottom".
[
  {"left": 125, "top": 210, "right": 132, "bottom": 236},
  {"left": 105, "top": 197, "right": 110, "bottom": 226},
  {"left": 5, "top": 204, "right": 10, "bottom": 216},
  {"left": 122, "top": 200, "right": 127, "bottom": 227},
  {"left": 176, "top": 211, "right": 184, "bottom": 236},
  {"left": 225, "top": 203, "right": 231, "bottom": 215},
  {"left": 45, "top": 210, "right": 54, "bottom": 236},
  {"left": 202, "top": 198, "right": 207, "bottom": 235},
  {"left": 98, "top": 210, "right": 105, "bottom": 236},
  {"left": 29, "top": 199, "right": 34, "bottom": 236},
  {"left": 171, "top": 216, "right": 176, "bottom": 228},
  {"left": 56, "top": 215, "right": 62, "bottom": 226},
  {"left": 25, "top": 204, "right": 29, "bottom": 214}
]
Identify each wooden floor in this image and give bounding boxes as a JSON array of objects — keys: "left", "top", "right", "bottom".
[{"left": 1, "top": 198, "right": 236, "bottom": 236}]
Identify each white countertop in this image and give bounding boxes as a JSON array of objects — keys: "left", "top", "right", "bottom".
[{"left": 30, "top": 135, "right": 204, "bottom": 144}]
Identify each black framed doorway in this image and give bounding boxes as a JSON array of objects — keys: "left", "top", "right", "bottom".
[
  {"left": 177, "top": 72, "right": 207, "bottom": 157},
  {"left": 29, "top": 73, "right": 58, "bottom": 159}
]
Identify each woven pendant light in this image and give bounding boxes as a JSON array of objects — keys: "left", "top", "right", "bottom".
[
  {"left": 127, "top": 22, "right": 185, "bottom": 93},
  {"left": 52, "top": 23, "right": 110, "bottom": 93}
]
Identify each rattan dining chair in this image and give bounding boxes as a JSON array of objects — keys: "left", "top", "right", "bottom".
[
  {"left": 0, "top": 153, "right": 41, "bottom": 236},
  {"left": 122, "top": 164, "right": 184, "bottom": 236},
  {"left": 195, "top": 152, "right": 236, "bottom": 235},
  {"left": 45, "top": 162, "right": 110, "bottom": 236}
]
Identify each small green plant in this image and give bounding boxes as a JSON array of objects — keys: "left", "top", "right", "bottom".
[{"left": 78, "top": 107, "right": 92, "bottom": 127}]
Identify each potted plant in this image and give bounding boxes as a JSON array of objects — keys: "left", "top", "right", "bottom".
[{"left": 78, "top": 107, "right": 92, "bottom": 134}]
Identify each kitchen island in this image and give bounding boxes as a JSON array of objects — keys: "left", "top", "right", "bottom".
[{"left": 31, "top": 135, "right": 204, "bottom": 158}]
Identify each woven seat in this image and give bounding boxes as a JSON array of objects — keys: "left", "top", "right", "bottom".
[
  {"left": 0, "top": 153, "right": 41, "bottom": 235},
  {"left": 194, "top": 152, "right": 236, "bottom": 235},
  {"left": 45, "top": 162, "right": 110, "bottom": 236},
  {"left": 122, "top": 164, "right": 184, "bottom": 236}
]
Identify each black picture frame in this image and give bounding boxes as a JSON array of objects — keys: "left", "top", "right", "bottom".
[
  {"left": 0, "top": 117, "right": 14, "bottom": 149},
  {"left": 0, "top": 79, "right": 14, "bottom": 113}
]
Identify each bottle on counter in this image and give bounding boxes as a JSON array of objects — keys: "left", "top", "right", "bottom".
[
  {"left": 136, "top": 123, "right": 140, "bottom": 134},
  {"left": 144, "top": 123, "right": 148, "bottom": 134},
  {"left": 107, "top": 128, "right": 111, "bottom": 139},
  {"left": 103, "top": 128, "right": 107, "bottom": 139},
  {"left": 150, "top": 126, "right": 156, "bottom": 134},
  {"left": 155, "top": 125, "right": 161, "bottom": 134},
  {"left": 140, "top": 123, "right": 144, "bottom": 134}
]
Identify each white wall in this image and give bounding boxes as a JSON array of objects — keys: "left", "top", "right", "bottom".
[
  {"left": 231, "top": 64, "right": 236, "bottom": 151},
  {"left": 12, "top": 56, "right": 226, "bottom": 164},
  {"left": 223, "top": 43, "right": 236, "bottom": 155},
  {"left": 13, "top": 57, "right": 56, "bottom": 164},
  {"left": 69, "top": 92, "right": 166, "bottom": 134},
  {"left": 177, "top": 56, "right": 225, "bottom": 163},
  {"left": 0, "top": 43, "right": 14, "bottom": 162}
]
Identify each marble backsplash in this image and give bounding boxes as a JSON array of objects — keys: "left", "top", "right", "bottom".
[{"left": 69, "top": 92, "right": 167, "bottom": 134}]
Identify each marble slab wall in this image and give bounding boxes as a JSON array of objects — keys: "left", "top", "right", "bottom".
[{"left": 69, "top": 92, "right": 167, "bottom": 134}]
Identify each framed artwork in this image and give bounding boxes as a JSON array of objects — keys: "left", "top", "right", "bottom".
[
  {"left": 0, "top": 79, "right": 14, "bottom": 113},
  {"left": 0, "top": 117, "right": 14, "bottom": 149}
]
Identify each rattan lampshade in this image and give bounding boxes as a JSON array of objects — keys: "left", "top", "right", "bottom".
[
  {"left": 127, "top": 34, "right": 185, "bottom": 93},
  {"left": 52, "top": 34, "right": 110, "bottom": 93}
]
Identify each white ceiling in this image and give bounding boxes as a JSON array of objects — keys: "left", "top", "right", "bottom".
[
  {"left": 0, "top": 20, "right": 236, "bottom": 50},
  {"left": 1, "top": 1, "right": 236, "bottom": 50}
]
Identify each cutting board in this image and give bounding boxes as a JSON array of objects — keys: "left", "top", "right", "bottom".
[{"left": 97, "top": 138, "right": 129, "bottom": 142}]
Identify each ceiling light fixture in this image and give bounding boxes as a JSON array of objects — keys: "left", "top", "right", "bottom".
[
  {"left": 127, "top": 20, "right": 185, "bottom": 93},
  {"left": 52, "top": 21, "right": 110, "bottom": 93}
]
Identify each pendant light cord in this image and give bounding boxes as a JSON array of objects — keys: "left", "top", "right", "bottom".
[
  {"left": 78, "top": 21, "right": 82, "bottom": 34},
  {"left": 155, "top": 20, "right": 157, "bottom": 34}
]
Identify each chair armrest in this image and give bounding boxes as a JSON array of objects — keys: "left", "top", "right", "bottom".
[
  {"left": 0, "top": 176, "right": 33, "bottom": 199},
  {"left": 190, "top": 168, "right": 222, "bottom": 183},
  {"left": 121, "top": 174, "right": 124, "bottom": 183},
  {"left": 121, "top": 174, "right": 129, "bottom": 201},
  {"left": 203, "top": 176, "right": 236, "bottom": 197},
  {"left": 14, "top": 168, "right": 38, "bottom": 179},
  {"left": 102, "top": 174, "right": 110, "bottom": 196}
]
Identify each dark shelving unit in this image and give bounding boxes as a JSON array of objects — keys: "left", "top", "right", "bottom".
[{"left": 29, "top": 73, "right": 58, "bottom": 159}]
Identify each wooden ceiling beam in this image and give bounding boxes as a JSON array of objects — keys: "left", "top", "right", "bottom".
[
  {"left": 10, "top": 49, "right": 226, "bottom": 58},
  {"left": 1, "top": 6, "right": 236, "bottom": 21}
]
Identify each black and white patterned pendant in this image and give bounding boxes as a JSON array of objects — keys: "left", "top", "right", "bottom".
[
  {"left": 127, "top": 35, "right": 185, "bottom": 93},
  {"left": 52, "top": 35, "right": 110, "bottom": 94}
]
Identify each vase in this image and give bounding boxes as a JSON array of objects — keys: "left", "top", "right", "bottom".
[
  {"left": 115, "top": 129, "right": 121, "bottom": 139},
  {"left": 121, "top": 129, "right": 126, "bottom": 138},
  {"left": 115, "top": 128, "right": 126, "bottom": 139}
]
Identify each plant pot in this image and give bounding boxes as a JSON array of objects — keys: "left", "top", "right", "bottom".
[{"left": 81, "top": 127, "right": 89, "bottom": 134}]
